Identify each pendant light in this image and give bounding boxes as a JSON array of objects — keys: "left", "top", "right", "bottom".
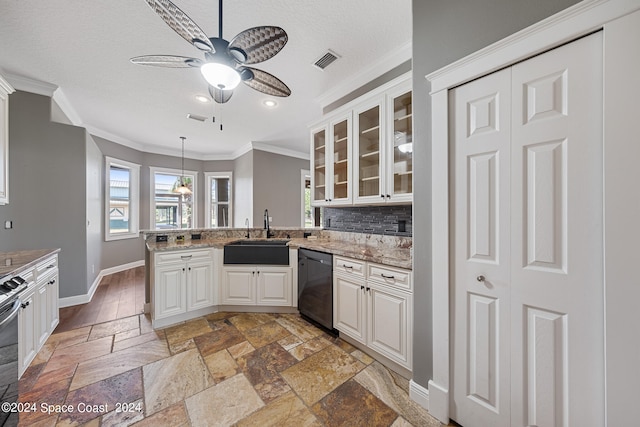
[{"left": 175, "top": 136, "right": 192, "bottom": 195}]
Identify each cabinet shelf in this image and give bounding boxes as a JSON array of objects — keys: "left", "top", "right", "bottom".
[
  {"left": 394, "top": 113, "right": 413, "bottom": 122},
  {"left": 360, "top": 150, "right": 380, "bottom": 158},
  {"left": 335, "top": 181, "right": 348, "bottom": 185},
  {"left": 315, "top": 164, "right": 325, "bottom": 170},
  {"left": 361, "top": 176, "right": 380, "bottom": 182},
  {"left": 315, "top": 184, "right": 326, "bottom": 188},
  {"left": 360, "top": 125, "right": 380, "bottom": 135},
  {"left": 394, "top": 171, "right": 413, "bottom": 176},
  {"left": 335, "top": 136, "right": 348, "bottom": 143},
  {"left": 334, "top": 159, "right": 348, "bottom": 165},
  {"left": 315, "top": 144, "right": 326, "bottom": 151}
]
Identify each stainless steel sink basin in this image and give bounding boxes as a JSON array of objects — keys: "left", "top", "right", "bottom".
[{"left": 223, "top": 240, "right": 290, "bottom": 265}]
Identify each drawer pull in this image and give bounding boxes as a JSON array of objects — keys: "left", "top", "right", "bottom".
[
  {"left": 47, "top": 264, "right": 55, "bottom": 269},
  {"left": 381, "top": 273, "right": 395, "bottom": 279},
  {"left": 342, "top": 264, "right": 353, "bottom": 269},
  {"left": 181, "top": 255, "right": 193, "bottom": 260}
]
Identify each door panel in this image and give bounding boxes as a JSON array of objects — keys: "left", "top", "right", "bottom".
[
  {"left": 451, "top": 67, "right": 512, "bottom": 427},
  {"left": 510, "top": 32, "right": 604, "bottom": 427}
]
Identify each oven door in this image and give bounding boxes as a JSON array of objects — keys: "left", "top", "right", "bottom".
[{"left": 0, "top": 298, "right": 21, "bottom": 427}]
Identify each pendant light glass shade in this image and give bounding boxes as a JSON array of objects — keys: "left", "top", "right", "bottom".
[
  {"left": 200, "top": 62, "right": 241, "bottom": 90},
  {"left": 175, "top": 137, "right": 192, "bottom": 195}
]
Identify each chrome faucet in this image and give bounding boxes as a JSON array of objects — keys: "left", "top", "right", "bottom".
[
  {"left": 245, "top": 218, "right": 250, "bottom": 239},
  {"left": 264, "top": 209, "right": 274, "bottom": 238}
]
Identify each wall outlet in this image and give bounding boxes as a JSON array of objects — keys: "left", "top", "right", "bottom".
[
  {"left": 4, "top": 220, "right": 12, "bottom": 229},
  {"left": 398, "top": 220, "right": 406, "bottom": 233}
]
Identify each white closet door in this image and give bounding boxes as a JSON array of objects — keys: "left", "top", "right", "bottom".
[
  {"left": 451, "top": 32, "right": 604, "bottom": 427},
  {"left": 450, "top": 67, "right": 512, "bottom": 427},
  {"left": 509, "top": 32, "right": 604, "bottom": 427}
]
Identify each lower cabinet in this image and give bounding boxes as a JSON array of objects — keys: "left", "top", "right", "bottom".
[
  {"left": 152, "top": 249, "right": 216, "bottom": 326},
  {"left": 333, "top": 256, "right": 413, "bottom": 369},
  {"left": 221, "top": 266, "right": 292, "bottom": 306},
  {"left": 19, "top": 253, "right": 60, "bottom": 377}
]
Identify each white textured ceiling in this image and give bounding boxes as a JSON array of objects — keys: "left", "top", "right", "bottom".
[{"left": 0, "top": 0, "right": 411, "bottom": 159}]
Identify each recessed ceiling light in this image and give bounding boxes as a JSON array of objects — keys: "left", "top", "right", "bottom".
[
  {"left": 263, "top": 99, "right": 277, "bottom": 108},
  {"left": 195, "top": 95, "right": 210, "bottom": 103}
]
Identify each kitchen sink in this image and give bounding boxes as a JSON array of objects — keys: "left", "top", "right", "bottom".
[{"left": 223, "top": 240, "right": 290, "bottom": 265}]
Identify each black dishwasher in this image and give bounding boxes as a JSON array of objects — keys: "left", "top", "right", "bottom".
[{"left": 298, "top": 248, "right": 336, "bottom": 333}]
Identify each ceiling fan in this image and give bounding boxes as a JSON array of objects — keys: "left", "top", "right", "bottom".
[{"left": 131, "top": 0, "right": 291, "bottom": 104}]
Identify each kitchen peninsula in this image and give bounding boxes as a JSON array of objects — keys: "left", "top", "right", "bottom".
[{"left": 143, "top": 228, "right": 414, "bottom": 374}]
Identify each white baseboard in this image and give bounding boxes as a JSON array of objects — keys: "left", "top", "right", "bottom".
[
  {"left": 409, "top": 379, "right": 430, "bottom": 410},
  {"left": 58, "top": 260, "right": 144, "bottom": 308}
]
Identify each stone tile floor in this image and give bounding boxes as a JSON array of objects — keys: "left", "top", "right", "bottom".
[{"left": 18, "top": 311, "right": 445, "bottom": 426}]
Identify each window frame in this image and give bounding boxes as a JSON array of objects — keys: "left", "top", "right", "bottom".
[
  {"left": 205, "top": 171, "right": 233, "bottom": 228},
  {"left": 150, "top": 166, "right": 198, "bottom": 230},
  {"left": 105, "top": 156, "right": 140, "bottom": 241}
]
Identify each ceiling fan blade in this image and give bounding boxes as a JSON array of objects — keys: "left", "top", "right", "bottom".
[
  {"left": 144, "top": 0, "right": 214, "bottom": 52},
  {"left": 242, "top": 67, "right": 291, "bottom": 97},
  {"left": 228, "top": 26, "right": 288, "bottom": 65},
  {"left": 131, "top": 55, "right": 202, "bottom": 68},
  {"left": 208, "top": 86, "right": 234, "bottom": 103}
]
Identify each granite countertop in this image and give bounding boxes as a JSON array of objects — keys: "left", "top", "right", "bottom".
[
  {"left": 146, "top": 237, "right": 411, "bottom": 270},
  {"left": 0, "top": 248, "right": 61, "bottom": 278}
]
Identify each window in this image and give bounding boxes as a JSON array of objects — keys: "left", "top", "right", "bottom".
[
  {"left": 205, "top": 172, "right": 232, "bottom": 228},
  {"left": 105, "top": 157, "right": 140, "bottom": 241},
  {"left": 150, "top": 167, "right": 197, "bottom": 229},
  {"left": 301, "top": 169, "right": 321, "bottom": 228}
]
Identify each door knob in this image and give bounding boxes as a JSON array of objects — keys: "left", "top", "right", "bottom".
[{"left": 476, "top": 275, "right": 485, "bottom": 282}]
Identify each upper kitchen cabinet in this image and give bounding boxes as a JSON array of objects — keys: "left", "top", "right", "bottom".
[
  {"left": 310, "top": 112, "right": 353, "bottom": 206},
  {"left": 354, "top": 79, "right": 413, "bottom": 204},
  {"left": 0, "top": 73, "right": 15, "bottom": 205},
  {"left": 310, "top": 73, "right": 412, "bottom": 207}
]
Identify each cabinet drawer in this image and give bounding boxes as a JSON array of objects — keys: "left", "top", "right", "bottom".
[
  {"left": 367, "top": 263, "right": 412, "bottom": 291},
  {"left": 36, "top": 255, "right": 58, "bottom": 277},
  {"left": 334, "top": 256, "right": 365, "bottom": 277},
  {"left": 155, "top": 249, "right": 212, "bottom": 264}
]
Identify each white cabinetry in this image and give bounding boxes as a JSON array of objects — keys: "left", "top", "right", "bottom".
[
  {"left": 0, "top": 73, "right": 15, "bottom": 205},
  {"left": 152, "top": 249, "right": 216, "bottom": 328},
  {"left": 221, "top": 266, "right": 292, "bottom": 306},
  {"left": 18, "top": 253, "right": 59, "bottom": 377},
  {"left": 354, "top": 79, "right": 413, "bottom": 204},
  {"left": 18, "top": 272, "right": 36, "bottom": 376},
  {"left": 310, "top": 112, "right": 352, "bottom": 206},
  {"left": 333, "top": 256, "right": 413, "bottom": 369},
  {"left": 310, "top": 74, "right": 412, "bottom": 207}
]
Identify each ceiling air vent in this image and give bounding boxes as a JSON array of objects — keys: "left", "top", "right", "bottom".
[{"left": 313, "top": 50, "right": 340, "bottom": 71}]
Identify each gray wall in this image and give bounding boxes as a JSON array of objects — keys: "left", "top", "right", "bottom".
[
  {"left": 0, "top": 91, "right": 89, "bottom": 298},
  {"left": 252, "top": 149, "right": 309, "bottom": 227},
  {"left": 411, "top": 0, "right": 581, "bottom": 389},
  {"left": 85, "top": 134, "right": 102, "bottom": 288},
  {"left": 233, "top": 150, "right": 253, "bottom": 227}
]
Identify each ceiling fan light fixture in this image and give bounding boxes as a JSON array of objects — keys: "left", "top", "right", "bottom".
[{"left": 200, "top": 62, "right": 241, "bottom": 90}]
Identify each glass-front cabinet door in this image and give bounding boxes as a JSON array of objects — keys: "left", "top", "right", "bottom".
[
  {"left": 311, "top": 125, "right": 328, "bottom": 205},
  {"left": 329, "top": 115, "right": 352, "bottom": 205},
  {"left": 387, "top": 84, "right": 413, "bottom": 202},
  {"left": 354, "top": 98, "right": 384, "bottom": 204}
]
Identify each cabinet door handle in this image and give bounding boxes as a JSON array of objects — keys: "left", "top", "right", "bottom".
[
  {"left": 252, "top": 271, "right": 255, "bottom": 275},
  {"left": 21, "top": 301, "right": 30, "bottom": 309},
  {"left": 381, "top": 194, "right": 385, "bottom": 199},
  {"left": 182, "top": 268, "right": 186, "bottom": 272},
  {"left": 360, "top": 285, "right": 365, "bottom": 290},
  {"left": 188, "top": 267, "right": 191, "bottom": 271},
  {"left": 49, "top": 279, "right": 56, "bottom": 285},
  {"left": 366, "top": 287, "right": 370, "bottom": 292},
  {"left": 257, "top": 271, "right": 260, "bottom": 275},
  {"left": 381, "top": 274, "right": 395, "bottom": 279}
]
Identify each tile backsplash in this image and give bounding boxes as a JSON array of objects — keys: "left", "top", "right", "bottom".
[{"left": 323, "top": 205, "right": 412, "bottom": 236}]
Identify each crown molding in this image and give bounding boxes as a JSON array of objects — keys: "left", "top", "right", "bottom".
[
  {"left": 251, "top": 142, "right": 309, "bottom": 160},
  {"left": 315, "top": 40, "right": 412, "bottom": 108},
  {"left": 0, "top": 73, "right": 14, "bottom": 95},
  {"left": 3, "top": 73, "right": 57, "bottom": 96}
]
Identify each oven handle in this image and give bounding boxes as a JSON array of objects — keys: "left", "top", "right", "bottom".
[{"left": 0, "top": 299, "right": 21, "bottom": 331}]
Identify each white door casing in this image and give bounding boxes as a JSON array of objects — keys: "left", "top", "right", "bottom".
[{"left": 450, "top": 32, "right": 603, "bottom": 427}]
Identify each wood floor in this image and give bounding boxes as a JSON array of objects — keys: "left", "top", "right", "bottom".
[{"left": 56, "top": 266, "right": 146, "bottom": 333}]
